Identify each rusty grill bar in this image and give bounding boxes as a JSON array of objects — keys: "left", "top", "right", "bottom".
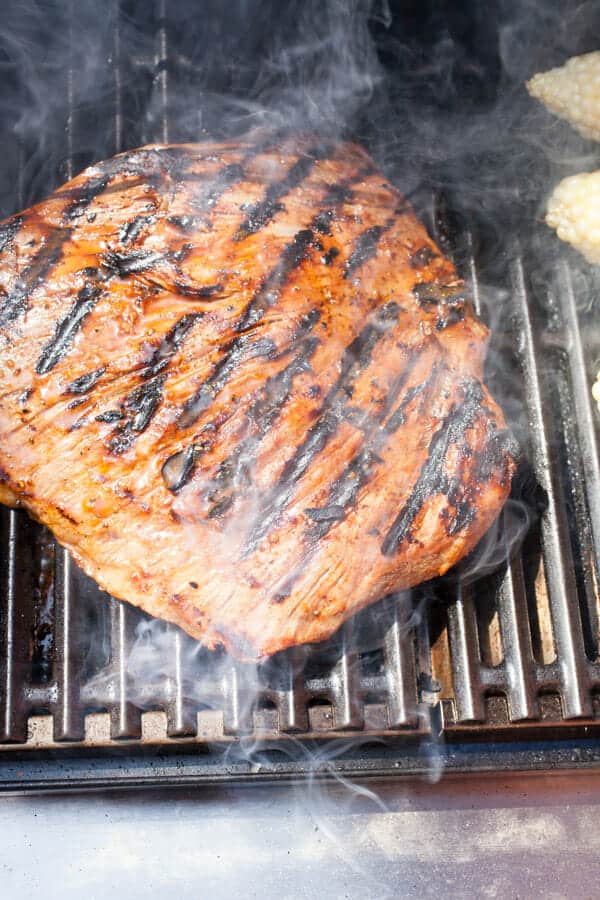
[{"left": 0, "top": 0, "right": 599, "bottom": 789}]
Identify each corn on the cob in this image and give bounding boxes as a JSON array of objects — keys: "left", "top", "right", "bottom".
[
  {"left": 593, "top": 373, "right": 600, "bottom": 413},
  {"left": 545, "top": 170, "right": 600, "bottom": 264},
  {"left": 527, "top": 51, "right": 600, "bottom": 143}
]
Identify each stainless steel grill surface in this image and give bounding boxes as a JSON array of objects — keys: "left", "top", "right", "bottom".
[{"left": 0, "top": 0, "right": 599, "bottom": 791}]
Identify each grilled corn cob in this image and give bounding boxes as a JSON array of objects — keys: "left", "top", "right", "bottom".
[
  {"left": 546, "top": 170, "right": 600, "bottom": 264},
  {"left": 527, "top": 51, "right": 600, "bottom": 143},
  {"left": 593, "top": 373, "right": 600, "bottom": 413}
]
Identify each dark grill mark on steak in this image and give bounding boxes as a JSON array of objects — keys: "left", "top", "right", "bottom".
[
  {"left": 301, "top": 356, "right": 434, "bottom": 546},
  {"left": 304, "top": 504, "right": 346, "bottom": 523},
  {"left": 234, "top": 154, "right": 320, "bottom": 241},
  {"left": 312, "top": 210, "right": 334, "bottom": 235},
  {"left": 104, "top": 313, "right": 203, "bottom": 453},
  {"left": 412, "top": 282, "right": 466, "bottom": 307},
  {"left": 95, "top": 409, "right": 123, "bottom": 423},
  {"left": 235, "top": 229, "right": 316, "bottom": 334},
  {"left": 410, "top": 246, "right": 437, "bottom": 268},
  {"left": 142, "top": 313, "right": 203, "bottom": 378},
  {"left": 35, "top": 282, "right": 103, "bottom": 375},
  {"left": 178, "top": 228, "right": 316, "bottom": 429},
  {"left": 179, "top": 334, "right": 278, "bottom": 432},
  {"left": 344, "top": 218, "right": 395, "bottom": 279},
  {"left": 0, "top": 228, "right": 72, "bottom": 329},
  {"left": 197, "top": 334, "right": 321, "bottom": 509},
  {"left": 310, "top": 166, "right": 374, "bottom": 236},
  {"left": 0, "top": 216, "right": 23, "bottom": 253},
  {"left": 175, "top": 165, "right": 371, "bottom": 434},
  {"left": 103, "top": 250, "right": 165, "bottom": 276},
  {"left": 161, "top": 444, "right": 203, "bottom": 493},
  {"left": 107, "top": 374, "right": 167, "bottom": 455},
  {"left": 383, "top": 371, "right": 437, "bottom": 434},
  {"left": 1, "top": 170, "right": 136, "bottom": 329},
  {"left": 306, "top": 450, "right": 382, "bottom": 539},
  {"left": 264, "top": 358, "right": 437, "bottom": 602},
  {"left": 172, "top": 282, "right": 222, "bottom": 298},
  {"left": 119, "top": 215, "right": 155, "bottom": 245},
  {"left": 166, "top": 309, "right": 322, "bottom": 494},
  {"left": 242, "top": 301, "right": 401, "bottom": 557},
  {"left": 381, "top": 378, "right": 491, "bottom": 555},
  {"left": 435, "top": 306, "right": 465, "bottom": 331},
  {"left": 166, "top": 215, "right": 197, "bottom": 232},
  {"left": 63, "top": 173, "right": 111, "bottom": 220},
  {"left": 322, "top": 247, "right": 340, "bottom": 266},
  {"left": 67, "top": 366, "right": 106, "bottom": 394}
]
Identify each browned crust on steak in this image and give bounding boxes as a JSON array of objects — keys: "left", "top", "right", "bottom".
[{"left": 0, "top": 138, "right": 516, "bottom": 659}]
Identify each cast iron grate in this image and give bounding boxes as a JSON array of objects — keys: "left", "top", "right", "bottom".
[{"left": 0, "top": 0, "right": 599, "bottom": 789}]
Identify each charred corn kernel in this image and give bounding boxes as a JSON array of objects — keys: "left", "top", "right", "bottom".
[
  {"left": 546, "top": 170, "right": 600, "bottom": 264},
  {"left": 527, "top": 51, "right": 600, "bottom": 143},
  {"left": 593, "top": 373, "right": 600, "bottom": 413}
]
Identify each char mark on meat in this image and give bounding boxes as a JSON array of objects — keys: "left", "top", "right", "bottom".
[
  {"left": 381, "top": 378, "right": 505, "bottom": 555},
  {"left": 164, "top": 313, "right": 321, "bottom": 495},
  {"left": 234, "top": 155, "right": 318, "bottom": 241},
  {"left": 36, "top": 282, "right": 103, "bottom": 375},
  {"left": 343, "top": 218, "right": 395, "bottom": 279},
  {"left": 177, "top": 228, "right": 316, "bottom": 429},
  {"left": 242, "top": 301, "right": 401, "bottom": 557}
]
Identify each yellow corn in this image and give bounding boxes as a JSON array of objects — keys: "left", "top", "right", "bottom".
[
  {"left": 593, "top": 373, "right": 600, "bottom": 413},
  {"left": 546, "top": 170, "right": 600, "bottom": 264},
  {"left": 527, "top": 51, "right": 600, "bottom": 143}
]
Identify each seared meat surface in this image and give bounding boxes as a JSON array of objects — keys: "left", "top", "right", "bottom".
[{"left": 0, "top": 138, "right": 516, "bottom": 659}]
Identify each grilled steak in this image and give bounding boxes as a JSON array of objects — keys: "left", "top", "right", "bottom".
[{"left": 0, "top": 138, "right": 516, "bottom": 659}]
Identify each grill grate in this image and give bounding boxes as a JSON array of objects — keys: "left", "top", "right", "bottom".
[{"left": 0, "top": 0, "right": 599, "bottom": 789}]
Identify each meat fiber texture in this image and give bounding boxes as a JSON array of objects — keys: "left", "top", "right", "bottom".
[{"left": 0, "top": 138, "right": 517, "bottom": 659}]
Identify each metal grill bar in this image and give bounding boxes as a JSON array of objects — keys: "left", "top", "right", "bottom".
[
  {"left": 495, "top": 549, "right": 538, "bottom": 720},
  {"left": 555, "top": 261, "right": 600, "bottom": 567},
  {"left": 53, "top": 550, "right": 85, "bottom": 741},
  {"left": 0, "top": 511, "right": 29, "bottom": 742},
  {"left": 109, "top": 600, "right": 142, "bottom": 739},
  {"left": 447, "top": 584, "right": 485, "bottom": 722},
  {"left": 511, "top": 252, "right": 592, "bottom": 719},
  {"left": 383, "top": 603, "right": 420, "bottom": 728},
  {"left": 275, "top": 651, "right": 310, "bottom": 732}
]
